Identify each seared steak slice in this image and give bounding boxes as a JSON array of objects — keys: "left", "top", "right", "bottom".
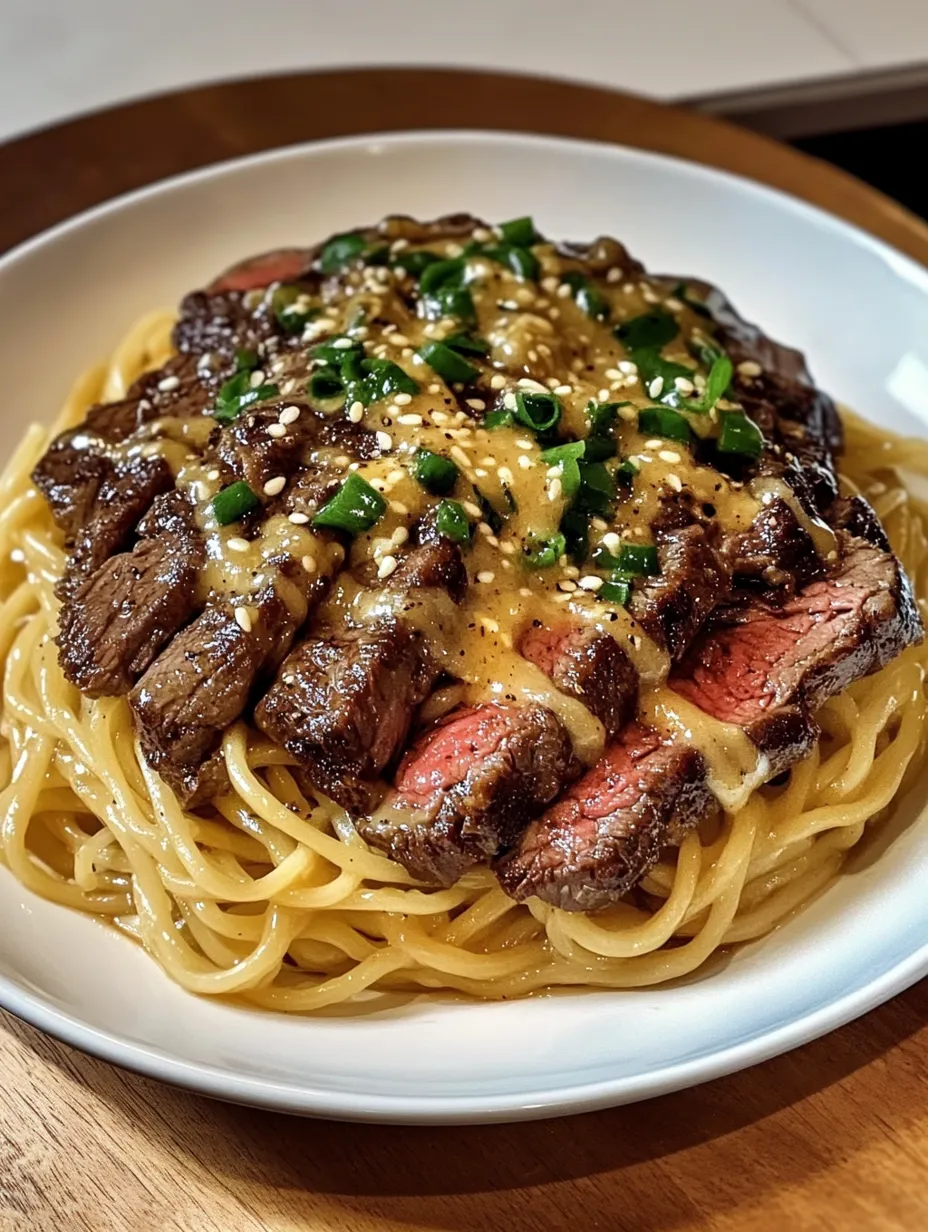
[
  {"left": 57, "top": 490, "right": 203, "bottom": 696},
  {"left": 254, "top": 542, "right": 467, "bottom": 810},
  {"left": 60, "top": 455, "right": 174, "bottom": 591},
  {"left": 130, "top": 584, "right": 316, "bottom": 802},
  {"left": 207, "top": 249, "right": 314, "bottom": 294},
  {"left": 361, "top": 703, "right": 579, "bottom": 885},
  {"left": 630, "top": 523, "right": 730, "bottom": 661},
  {"left": 671, "top": 532, "right": 923, "bottom": 771},
  {"left": 520, "top": 622, "right": 637, "bottom": 739},
  {"left": 496, "top": 723, "right": 710, "bottom": 911},
  {"left": 254, "top": 619, "right": 437, "bottom": 812},
  {"left": 720, "top": 497, "right": 823, "bottom": 593}
]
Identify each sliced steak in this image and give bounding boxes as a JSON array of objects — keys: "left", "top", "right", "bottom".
[
  {"left": 520, "top": 622, "right": 637, "bottom": 739},
  {"left": 207, "top": 248, "right": 314, "bottom": 294},
  {"left": 720, "top": 496, "right": 823, "bottom": 594},
  {"left": 130, "top": 582, "right": 319, "bottom": 802},
  {"left": 56, "top": 490, "right": 203, "bottom": 696},
  {"left": 630, "top": 522, "right": 730, "bottom": 661},
  {"left": 60, "top": 454, "right": 174, "bottom": 591},
  {"left": 671, "top": 532, "right": 923, "bottom": 772},
  {"left": 254, "top": 618, "right": 438, "bottom": 812},
  {"left": 496, "top": 723, "right": 711, "bottom": 912},
  {"left": 361, "top": 703, "right": 579, "bottom": 885},
  {"left": 255, "top": 542, "right": 467, "bottom": 810}
]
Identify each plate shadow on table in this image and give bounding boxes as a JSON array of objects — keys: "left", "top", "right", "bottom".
[{"left": 6, "top": 974, "right": 927, "bottom": 1231}]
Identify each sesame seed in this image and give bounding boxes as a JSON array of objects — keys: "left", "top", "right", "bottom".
[
  {"left": 604, "top": 368, "right": 623, "bottom": 381},
  {"left": 397, "top": 413, "right": 423, "bottom": 426},
  {"left": 387, "top": 469, "right": 405, "bottom": 484},
  {"left": 563, "top": 565, "right": 580, "bottom": 579},
  {"left": 279, "top": 405, "right": 301, "bottom": 425},
  {"left": 480, "top": 615, "right": 500, "bottom": 633},
  {"left": 389, "top": 501, "right": 409, "bottom": 514},
  {"left": 645, "top": 439, "right": 663, "bottom": 450},
  {"left": 348, "top": 401, "right": 364, "bottom": 423},
  {"left": 289, "top": 511, "right": 310, "bottom": 524},
  {"left": 603, "top": 532, "right": 621, "bottom": 552},
  {"left": 392, "top": 527, "right": 409, "bottom": 545},
  {"left": 548, "top": 477, "right": 563, "bottom": 502},
  {"left": 556, "top": 282, "right": 572, "bottom": 299},
  {"left": 227, "top": 537, "right": 249, "bottom": 552},
  {"left": 387, "top": 334, "right": 410, "bottom": 348},
  {"left": 554, "top": 384, "right": 573, "bottom": 396},
  {"left": 489, "top": 374, "right": 507, "bottom": 390},
  {"left": 334, "top": 455, "right": 350, "bottom": 468},
  {"left": 674, "top": 377, "right": 694, "bottom": 395},
  {"left": 474, "top": 468, "right": 488, "bottom": 478},
  {"left": 376, "top": 431, "right": 393, "bottom": 452},
  {"left": 738, "top": 360, "right": 763, "bottom": 377},
  {"left": 234, "top": 606, "right": 252, "bottom": 633},
  {"left": 500, "top": 541, "right": 516, "bottom": 555},
  {"left": 557, "top": 579, "right": 577, "bottom": 592},
  {"left": 591, "top": 517, "right": 609, "bottom": 531},
  {"left": 267, "top": 423, "right": 287, "bottom": 438},
  {"left": 333, "top": 337, "right": 354, "bottom": 350},
  {"left": 502, "top": 391, "right": 518, "bottom": 410},
  {"left": 579, "top": 575, "right": 604, "bottom": 591},
  {"left": 659, "top": 449, "right": 681, "bottom": 464},
  {"left": 394, "top": 392, "right": 413, "bottom": 406},
  {"left": 478, "top": 522, "right": 493, "bottom": 537},
  {"left": 249, "top": 369, "right": 267, "bottom": 389},
  {"left": 648, "top": 377, "right": 664, "bottom": 398},
  {"left": 263, "top": 476, "right": 286, "bottom": 496},
  {"left": 476, "top": 571, "right": 495, "bottom": 584},
  {"left": 428, "top": 383, "right": 442, "bottom": 394},
  {"left": 667, "top": 473, "right": 683, "bottom": 492},
  {"left": 664, "top": 297, "right": 685, "bottom": 313},
  {"left": 618, "top": 406, "right": 637, "bottom": 422},
  {"left": 642, "top": 287, "right": 659, "bottom": 305},
  {"left": 450, "top": 445, "right": 471, "bottom": 468},
  {"left": 207, "top": 469, "right": 220, "bottom": 481},
  {"left": 618, "top": 360, "right": 637, "bottom": 374},
  {"left": 606, "top": 268, "right": 622, "bottom": 283},
  {"left": 462, "top": 500, "right": 482, "bottom": 518},
  {"left": 157, "top": 374, "right": 180, "bottom": 392},
  {"left": 517, "top": 378, "right": 548, "bottom": 393},
  {"left": 497, "top": 465, "right": 514, "bottom": 485},
  {"left": 519, "top": 586, "right": 533, "bottom": 598},
  {"left": 466, "top": 398, "right": 486, "bottom": 411},
  {"left": 302, "top": 554, "right": 316, "bottom": 573},
  {"left": 517, "top": 455, "right": 532, "bottom": 469},
  {"left": 369, "top": 478, "right": 386, "bottom": 491},
  {"left": 378, "top": 555, "right": 398, "bottom": 580}
]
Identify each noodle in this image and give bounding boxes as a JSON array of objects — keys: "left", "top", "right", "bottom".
[{"left": 1, "top": 312, "right": 927, "bottom": 1010}]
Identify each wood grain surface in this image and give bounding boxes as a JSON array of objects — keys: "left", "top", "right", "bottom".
[{"left": 2, "top": 67, "right": 928, "bottom": 1232}]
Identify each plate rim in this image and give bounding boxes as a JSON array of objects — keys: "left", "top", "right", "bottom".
[{"left": 2, "top": 126, "right": 927, "bottom": 1124}]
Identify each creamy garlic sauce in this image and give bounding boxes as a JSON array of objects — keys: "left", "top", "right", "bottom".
[{"left": 85, "top": 216, "right": 831, "bottom": 805}]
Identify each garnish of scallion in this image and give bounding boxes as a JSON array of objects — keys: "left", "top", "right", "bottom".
[
  {"left": 416, "top": 340, "right": 480, "bottom": 385},
  {"left": 435, "top": 499, "right": 472, "bottom": 544},
  {"left": 212, "top": 481, "right": 260, "bottom": 525},
  {"left": 312, "top": 473, "right": 386, "bottom": 534},
  {"left": 413, "top": 449, "right": 459, "bottom": 496}
]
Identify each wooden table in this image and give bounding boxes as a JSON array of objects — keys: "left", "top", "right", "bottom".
[{"left": 2, "top": 68, "right": 928, "bottom": 1232}]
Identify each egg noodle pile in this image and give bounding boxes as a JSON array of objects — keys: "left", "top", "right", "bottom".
[{"left": 1, "top": 311, "right": 926, "bottom": 1010}]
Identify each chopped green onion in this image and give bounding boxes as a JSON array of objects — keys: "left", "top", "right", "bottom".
[
  {"left": 498, "top": 216, "right": 539, "bottom": 246},
  {"left": 522, "top": 531, "right": 566, "bottom": 569},
  {"left": 443, "top": 331, "right": 489, "bottom": 356},
  {"left": 396, "top": 250, "right": 441, "bottom": 276},
  {"left": 688, "top": 335, "right": 726, "bottom": 369},
  {"left": 272, "top": 285, "right": 318, "bottom": 334},
  {"left": 584, "top": 401, "right": 623, "bottom": 462},
  {"left": 562, "top": 271, "right": 609, "bottom": 322},
  {"left": 234, "top": 348, "right": 259, "bottom": 372},
  {"left": 540, "top": 440, "right": 585, "bottom": 500},
  {"left": 472, "top": 485, "right": 503, "bottom": 534},
  {"left": 435, "top": 499, "right": 472, "bottom": 544},
  {"left": 420, "top": 258, "right": 465, "bottom": 294},
  {"left": 433, "top": 285, "right": 477, "bottom": 324},
  {"left": 614, "top": 543, "right": 659, "bottom": 576},
  {"left": 364, "top": 245, "right": 390, "bottom": 266},
  {"left": 574, "top": 461, "right": 615, "bottom": 517},
  {"left": 634, "top": 351, "right": 694, "bottom": 395},
  {"left": 485, "top": 408, "right": 514, "bottom": 430},
  {"left": 308, "top": 366, "right": 345, "bottom": 400},
  {"left": 599, "top": 580, "right": 631, "bottom": 606},
  {"left": 671, "top": 282, "right": 713, "bottom": 319},
  {"left": 312, "top": 473, "right": 386, "bottom": 534},
  {"left": 686, "top": 354, "right": 732, "bottom": 412},
  {"left": 560, "top": 506, "right": 590, "bottom": 562},
  {"left": 717, "top": 411, "right": 764, "bottom": 458},
  {"left": 616, "top": 458, "right": 639, "bottom": 483},
  {"left": 320, "top": 232, "right": 368, "bottom": 274},
  {"left": 417, "top": 340, "right": 479, "bottom": 384},
  {"left": 309, "top": 337, "right": 364, "bottom": 364},
  {"left": 638, "top": 406, "right": 693, "bottom": 445},
  {"left": 413, "top": 449, "right": 459, "bottom": 496},
  {"left": 346, "top": 358, "right": 419, "bottom": 406},
  {"left": 514, "top": 390, "right": 561, "bottom": 434},
  {"left": 483, "top": 245, "right": 539, "bottom": 281},
  {"left": 212, "top": 481, "right": 260, "bottom": 525},
  {"left": 614, "top": 310, "right": 678, "bottom": 351},
  {"left": 213, "top": 371, "right": 280, "bottom": 424}
]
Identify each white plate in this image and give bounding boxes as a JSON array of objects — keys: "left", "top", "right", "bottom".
[{"left": 2, "top": 131, "right": 928, "bottom": 1124}]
